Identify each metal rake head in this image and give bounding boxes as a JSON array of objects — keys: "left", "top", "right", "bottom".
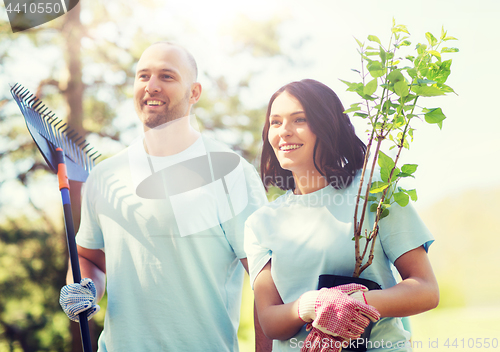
[{"left": 10, "top": 83, "right": 101, "bottom": 182}]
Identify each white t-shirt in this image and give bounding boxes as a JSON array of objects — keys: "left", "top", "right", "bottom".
[
  {"left": 244, "top": 174, "right": 433, "bottom": 352},
  {"left": 77, "top": 135, "right": 267, "bottom": 351}
]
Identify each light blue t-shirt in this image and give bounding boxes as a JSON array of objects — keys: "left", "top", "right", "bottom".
[
  {"left": 244, "top": 173, "right": 433, "bottom": 352},
  {"left": 77, "top": 135, "right": 267, "bottom": 352}
]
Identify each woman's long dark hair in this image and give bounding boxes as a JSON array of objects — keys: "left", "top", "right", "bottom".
[{"left": 260, "top": 79, "right": 366, "bottom": 191}]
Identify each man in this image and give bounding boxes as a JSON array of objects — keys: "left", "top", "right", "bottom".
[{"left": 59, "top": 42, "right": 271, "bottom": 351}]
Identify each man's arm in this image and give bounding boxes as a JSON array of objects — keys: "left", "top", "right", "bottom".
[
  {"left": 66, "top": 245, "right": 106, "bottom": 303},
  {"left": 240, "top": 258, "right": 273, "bottom": 352}
]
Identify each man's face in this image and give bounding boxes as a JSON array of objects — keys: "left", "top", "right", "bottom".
[{"left": 133, "top": 44, "right": 195, "bottom": 130}]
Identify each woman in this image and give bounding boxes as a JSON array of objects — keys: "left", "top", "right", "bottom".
[{"left": 244, "top": 79, "right": 439, "bottom": 351}]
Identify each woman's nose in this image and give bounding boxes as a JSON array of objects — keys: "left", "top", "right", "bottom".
[{"left": 279, "top": 121, "right": 292, "bottom": 138}]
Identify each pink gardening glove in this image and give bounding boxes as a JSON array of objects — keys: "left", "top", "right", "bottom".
[
  {"left": 298, "top": 283, "right": 380, "bottom": 340},
  {"left": 301, "top": 327, "right": 345, "bottom": 352}
]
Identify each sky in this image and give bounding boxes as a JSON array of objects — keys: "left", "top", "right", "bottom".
[{"left": 1, "top": 0, "right": 499, "bottom": 212}]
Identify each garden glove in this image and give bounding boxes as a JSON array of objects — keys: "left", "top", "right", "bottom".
[
  {"left": 298, "top": 283, "right": 380, "bottom": 340},
  {"left": 59, "top": 278, "right": 100, "bottom": 323},
  {"left": 301, "top": 327, "right": 345, "bottom": 352}
]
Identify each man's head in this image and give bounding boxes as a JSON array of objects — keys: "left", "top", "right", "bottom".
[{"left": 133, "top": 42, "right": 201, "bottom": 130}]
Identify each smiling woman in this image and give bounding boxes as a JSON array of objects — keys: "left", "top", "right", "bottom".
[
  {"left": 267, "top": 91, "right": 319, "bottom": 192},
  {"left": 260, "top": 79, "right": 366, "bottom": 194}
]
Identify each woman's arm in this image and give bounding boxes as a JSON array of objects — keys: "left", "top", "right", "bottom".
[
  {"left": 363, "top": 245, "right": 439, "bottom": 317},
  {"left": 253, "top": 260, "right": 305, "bottom": 340}
]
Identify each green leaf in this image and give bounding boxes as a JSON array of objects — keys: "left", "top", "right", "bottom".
[
  {"left": 407, "top": 68, "right": 417, "bottom": 78},
  {"left": 340, "top": 80, "right": 364, "bottom": 94},
  {"left": 392, "top": 24, "right": 410, "bottom": 34},
  {"left": 394, "top": 192, "right": 410, "bottom": 207},
  {"left": 401, "top": 164, "right": 418, "bottom": 174},
  {"left": 443, "top": 36, "right": 458, "bottom": 41},
  {"left": 416, "top": 43, "right": 428, "bottom": 54},
  {"left": 344, "top": 103, "right": 361, "bottom": 113},
  {"left": 363, "top": 78, "right": 378, "bottom": 96},
  {"left": 427, "top": 59, "right": 452, "bottom": 84},
  {"left": 428, "top": 50, "right": 441, "bottom": 59},
  {"left": 370, "top": 181, "right": 389, "bottom": 194},
  {"left": 406, "top": 189, "right": 418, "bottom": 201},
  {"left": 370, "top": 203, "right": 378, "bottom": 212},
  {"left": 417, "top": 79, "right": 437, "bottom": 85},
  {"left": 388, "top": 69, "right": 404, "bottom": 83},
  {"left": 381, "top": 166, "right": 400, "bottom": 183},
  {"left": 380, "top": 207, "right": 390, "bottom": 219},
  {"left": 379, "top": 47, "right": 387, "bottom": 64},
  {"left": 437, "top": 83, "right": 457, "bottom": 94},
  {"left": 425, "top": 32, "right": 438, "bottom": 46},
  {"left": 367, "top": 61, "right": 386, "bottom": 78},
  {"left": 441, "top": 47, "right": 459, "bottom": 53},
  {"left": 355, "top": 37, "right": 363, "bottom": 48},
  {"left": 397, "top": 172, "right": 415, "bottom": 178},
  {"left": 378, "top": 151, "right": 395, "bottom": 170},
  {"left": 368, "top": 35, "right": 381, "bottom": 45},
  {"left": 423, "top": 107, "right": 446, "bottom": 125},
  {"left": 412, "top": 85, "right": 445, "bottom": 97},
  {"left": 394, "top": 80, "right": 409, "bottom": 97}
]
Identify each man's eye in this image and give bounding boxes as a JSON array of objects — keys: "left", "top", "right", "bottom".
[{"left": 162, "top": 75, "right": 173, "bottom": 79}]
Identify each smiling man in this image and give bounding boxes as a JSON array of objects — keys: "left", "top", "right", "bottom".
[{"left": 58, "top": 42, "right": 270, "bottom": 352}]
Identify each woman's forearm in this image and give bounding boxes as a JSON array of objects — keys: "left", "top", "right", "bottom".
[
  {"left": 364, "top": 276, "right": 439, "bottom": 317},
  {"left": 364, "top": 246, "right": 439, "bottom": 317},
  {"left": 258, "top": 299, "right": 305, "bottom": 340}
]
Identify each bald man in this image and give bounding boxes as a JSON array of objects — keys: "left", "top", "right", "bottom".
[{"left": 59, "top": 42, "right": 271, "bottom": 351}]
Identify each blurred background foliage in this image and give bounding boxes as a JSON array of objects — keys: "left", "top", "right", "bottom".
[{"left": 0, "top": 1, "right": 499, "bottom": 351}]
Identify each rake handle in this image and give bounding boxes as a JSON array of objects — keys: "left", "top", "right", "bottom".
[{"left": 56, "top": 148, "right": 93, "bottom": 352}]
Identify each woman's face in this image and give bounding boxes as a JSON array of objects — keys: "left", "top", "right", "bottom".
[{"left": 268, "top": 91, "right": 318, "bottom": 177}]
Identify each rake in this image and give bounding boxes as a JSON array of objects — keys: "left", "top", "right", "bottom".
[{"left": 10, "top": 83, "right": 100, "bottom": 352}]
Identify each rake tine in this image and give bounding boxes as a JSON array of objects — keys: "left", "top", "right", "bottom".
[
  {"left": 21, "top": 90, "right": 31, "bottom": 99},
  {"left": 27, "top": 95, "right": 37, "bottom": 106}
]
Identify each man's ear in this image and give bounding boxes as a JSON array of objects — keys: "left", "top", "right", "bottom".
[{"left": 189, "top": 82, "right": 202, "bottom": 104}]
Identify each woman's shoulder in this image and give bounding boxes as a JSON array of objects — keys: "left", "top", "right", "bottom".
[{"left": 246, "top": 191, "right": 290, "bottom": 223}]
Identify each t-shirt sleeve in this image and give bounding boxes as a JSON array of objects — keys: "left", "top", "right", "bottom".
[
  {"left": 75, "top": 171, "right": 105, "bottom": 250},
  {"left": 244, "top": 220, "right": 272, "bottom": 289},
  {"left": 221, "top": 159, "right": 268, "bottom": 259},
  {"left": 378, "top": 201, "right": 434, "bottom": 264}
]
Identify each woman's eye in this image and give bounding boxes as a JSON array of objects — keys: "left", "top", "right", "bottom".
[
  {"left": 270, "top": 120, "right": 281, "bottom": 126},
  {"left": 295, "top": 118, "right": 307, "bottom": 123}
]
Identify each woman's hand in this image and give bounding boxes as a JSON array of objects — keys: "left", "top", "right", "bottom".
[{"left": 298, "top": 284, "right": 380, "bottom": 339}]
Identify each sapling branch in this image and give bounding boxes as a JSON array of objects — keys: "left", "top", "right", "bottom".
[{"left": 348, "top": 21, "right": 457, "bottom": 278}]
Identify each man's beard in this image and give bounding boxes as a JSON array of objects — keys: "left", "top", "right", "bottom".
[{"left": 142, "top": 91, "right": 190, "bottom": 129}]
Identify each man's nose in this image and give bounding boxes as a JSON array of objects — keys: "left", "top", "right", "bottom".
[{"left": 146, "top": 76, "right": 161, "bottom": 94}]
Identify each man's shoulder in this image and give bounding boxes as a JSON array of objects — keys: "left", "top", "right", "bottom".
[
  {"left": 202, "top": 135, "right": 237, "bottom": 153},
  {"left": 86, "top": 146, "right": 131, "bottom": 179}
]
